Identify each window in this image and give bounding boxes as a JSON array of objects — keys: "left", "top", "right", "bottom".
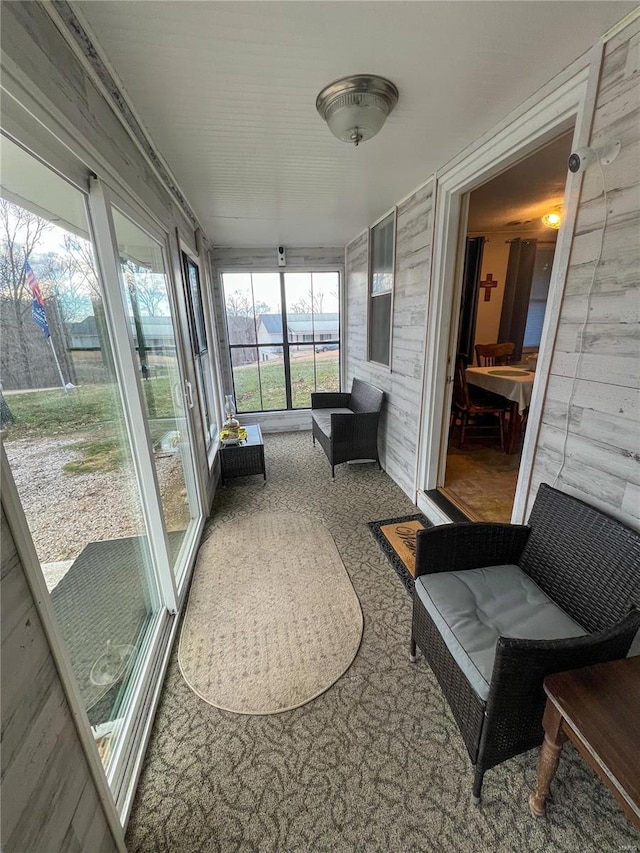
[
  {"left": 368, "top": 211, "right": 395, "bottom": 366},
  {"left": 182, "top": 252, "right": 218, "bottom": 450},
  {"left": 221, "top": 270, "right": 340, "bottom": 411},
  {"left": 523, "top": 245, "right": 554, "bottom": 349}
]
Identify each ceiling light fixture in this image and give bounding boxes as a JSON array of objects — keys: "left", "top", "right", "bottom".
[
  {"left": 541, "top": 209, "right": 562, "bottom": 229},
  {"left": 316, "top": 75, "right": 399, "bottom": 147}
]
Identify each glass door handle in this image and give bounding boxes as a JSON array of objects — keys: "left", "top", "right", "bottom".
[{"left": 184, "top": 380, "right": 194, "bottom": 409}]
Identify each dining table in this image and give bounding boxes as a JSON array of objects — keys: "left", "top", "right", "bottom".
[{"left": 465, "top": 365, "right": 535, "bottom": 454}]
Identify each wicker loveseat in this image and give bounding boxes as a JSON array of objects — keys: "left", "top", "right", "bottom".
[
  {"left": 311, "top": 378, "right": 385, "bottom": 478},
  {"left": 410, "top": 484, "right": 640, "bottom": 802}
]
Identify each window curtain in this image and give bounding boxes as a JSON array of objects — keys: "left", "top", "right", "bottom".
[{"left": 498, "top": 238, "right": 537, "bottom": 361}]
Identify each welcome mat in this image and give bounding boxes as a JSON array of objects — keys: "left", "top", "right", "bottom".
[{"left": 367, "top": 513, "right": 431, "bottom": 596}]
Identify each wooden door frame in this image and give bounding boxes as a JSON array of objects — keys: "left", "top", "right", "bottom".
[{"left": 416, "top": 43, "right": 603, "bottom": 523}]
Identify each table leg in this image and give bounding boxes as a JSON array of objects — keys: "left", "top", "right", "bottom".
[
  {"left": 506, "top": 402, "right": 521, "bottom": 454},
  {"left": 529, "top": 702, "right": 566, "bottom": 818}
]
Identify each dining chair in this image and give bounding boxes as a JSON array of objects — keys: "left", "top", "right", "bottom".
[
  {"left": 451, "top": 359, "right": 507, "bottom": 450},
  {"left": 475, "top": 342, "right": 515, "bottom": 366}
]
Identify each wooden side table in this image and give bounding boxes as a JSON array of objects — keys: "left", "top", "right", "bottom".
[
  {"left": 219, "top": 424, "right": 266, "bottom": 485},
  {"left": 529, "top": 656, "right": 640, "bottom": 828}
]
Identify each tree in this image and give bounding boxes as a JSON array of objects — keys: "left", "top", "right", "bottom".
[
  {"left": 289, "top": 289, "right": 324, "bottom": 315},
  {"left": 224, "top": 290, "right": 271, "bottom": 364},
  {"left": 32, "top": 251, "right": 92, "bottom": 323},
  {"left": 60, "top": 234, "right": 101, "bottom": 300},
  {"left": 122, "top": 260, "right": 167, "bottom": 317},
  {"left": 0, "top": 199, "right": 52, "bottom": 386},
  {"left": 225, "top": 289, "right": 269, "bottom": 317}
]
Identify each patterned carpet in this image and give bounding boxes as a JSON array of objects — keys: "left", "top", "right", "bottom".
[{"left": 125, "top": 432, "right": 639, "bottom": 853}]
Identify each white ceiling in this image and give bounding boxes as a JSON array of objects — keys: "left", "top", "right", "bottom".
[
  {"left": 77, "top": 1, "right": 635, "bottom": 248},
  {"left": 468, "top": 130, "right": 574, "bottom": 236}
]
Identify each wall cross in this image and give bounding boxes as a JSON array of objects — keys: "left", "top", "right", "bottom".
[{"left": 480, "top": 273, "right": 498, "bottom": 302}]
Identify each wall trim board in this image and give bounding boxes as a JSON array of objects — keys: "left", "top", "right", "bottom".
[
  {"left": 345, "top": 228, "right": 369, "bottom": 254},
  {"left": 603, "top": 6, "right": 640, "bottom": 42},
  {"left": 416, "top": 45, "right": 603, "bottom": 525},
  {"left": 237, "top": 410, "right": 312, "bottom": 434},
  {"left": 412, "top": 176, "right": 439, "bottom": 503},
  {"left": 0, "top": 448, "right": 127, "bottom": 852},
  {"left": 194, "top": 228, "right": 226, "bottom": 497},
  {"left": 46, "top": 0, "right": 199, "bottom": 230}
]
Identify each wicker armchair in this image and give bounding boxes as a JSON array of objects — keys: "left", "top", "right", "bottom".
[
  {"left": 410, "top": 484, "right": 640, "bottom": 802},
  {"left": 311, "top": 378, "right": 385, "bottom": 478}
]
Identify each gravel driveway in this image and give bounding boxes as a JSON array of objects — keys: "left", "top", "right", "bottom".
[{"left": 5, "top": 435, "right": 190, "bottom": 565}]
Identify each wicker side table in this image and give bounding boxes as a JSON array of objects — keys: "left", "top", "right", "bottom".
[{"left": 219, "top": 424, "right": 266, "bottom": 485}]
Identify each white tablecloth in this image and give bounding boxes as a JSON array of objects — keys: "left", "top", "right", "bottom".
[{"left": 466, "top": 367, "right": 534, "bottom": 414}]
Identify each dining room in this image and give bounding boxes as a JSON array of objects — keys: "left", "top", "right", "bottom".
[{"left": 442, "top": 131, "right": 573, "bottom": 521}]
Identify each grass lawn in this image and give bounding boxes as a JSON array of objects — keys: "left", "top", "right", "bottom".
[
  {"left": 3, "top": 355, "right": 340, "bottom": 471},
  {"left": 234, "top": 355, "right": 339, "bottom": 412},
  {"left": 4, "top": 376, "right": 178, "bottom": 474}
]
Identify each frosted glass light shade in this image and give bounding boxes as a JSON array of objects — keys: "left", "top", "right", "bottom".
[{"left": 317, "top": 75, "right": 398, "bottom": 146}]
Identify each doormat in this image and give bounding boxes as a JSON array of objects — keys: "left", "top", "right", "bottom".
[{"left": 367, "top": 513, "right": 431, "bottom": 596}]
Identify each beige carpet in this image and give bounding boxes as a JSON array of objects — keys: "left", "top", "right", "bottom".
[
  {"left": 178, "top": 511, "right": 363, "bottom": 714},
  {"left": 128, "top": 433, "right": 639, "bottom": 853}
]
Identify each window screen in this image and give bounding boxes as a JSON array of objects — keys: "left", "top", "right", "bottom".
[{"left": 368, "top": 211, "right": 395, "bottom": 365}]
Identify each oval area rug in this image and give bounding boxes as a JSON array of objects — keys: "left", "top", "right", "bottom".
[{"left": 178, "top": 512, "right": 363, "bottom": 714}]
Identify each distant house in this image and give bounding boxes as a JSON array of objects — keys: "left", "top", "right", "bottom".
[
  {"left": 66, "top": 315, "right": 177, "bottom": 355},
  {"left": 65, "top": 316, "right": 100, "bottom": 350},
  {"left": 257, "top": 313, "right": 339, "bottom": 356}
]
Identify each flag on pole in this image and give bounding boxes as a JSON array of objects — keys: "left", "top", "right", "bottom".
[{"left": 25, "top": 259, "right": 50, "bottom": 339}]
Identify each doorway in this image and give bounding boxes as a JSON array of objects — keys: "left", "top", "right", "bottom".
[{"left": 442, "top": 132, "right": 573, "bottom": 521}]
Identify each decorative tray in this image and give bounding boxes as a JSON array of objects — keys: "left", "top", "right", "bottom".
[{"left": 220, "top": 427, "right": 248, "bottom": 445}]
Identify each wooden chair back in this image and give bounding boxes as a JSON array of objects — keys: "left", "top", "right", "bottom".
[
  {"left": 475, "top": 342, "right": 515, "bottom": 366},
  {"left": 452, "top": 359, "right": 472, "bottom": 411}
]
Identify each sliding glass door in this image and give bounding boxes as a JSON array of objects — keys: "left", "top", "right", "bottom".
[
  {"left": 221, "top": 270, "right": 340, "bottom": 412},
  {"left": 0, "top": 134, "right": 165, "bottom": 773},
  {"left": 110, "top": 207, "right": 201, "bottom": 575},
  {"left": 0, "top": 133, "right": 204, "bottom": 804}
]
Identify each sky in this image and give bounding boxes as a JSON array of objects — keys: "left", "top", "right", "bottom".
[{"left": 221, "top": 271, "right": 340, "bottom": 316}]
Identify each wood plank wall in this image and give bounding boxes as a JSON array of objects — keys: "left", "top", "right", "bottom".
[
  {"left": 0, "top": 505, "right": 119, "bottom": 853},
  {"left": 345, "top": 183, "right": 434, "bottom": 498},
  {"left": 527, "top": 19, "right": 640, "bottom": 530}
]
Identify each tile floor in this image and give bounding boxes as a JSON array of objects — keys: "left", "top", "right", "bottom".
[{"left": 444, "top": 438, "right": 521, "bottom": 522}]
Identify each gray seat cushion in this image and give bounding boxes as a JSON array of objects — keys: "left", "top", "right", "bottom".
[
  {"left": 312, "top": 407, "right": 353, "bottom": 438},
  {"left": 414, "top": 564, "right": 586, "bottom": 701}
]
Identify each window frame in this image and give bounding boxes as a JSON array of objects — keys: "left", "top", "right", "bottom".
[
  {"left": 367, "top": 208, "right": 397, "bottom": 368},
  {"left": 0, "top": 119, "right": 208, "bottom": 828},
  {"left": 220, "top": 268, "right": 342, "bottom": 413},
  {"left": 180, "top": 247, "right": 221, "bottom": 458}
]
